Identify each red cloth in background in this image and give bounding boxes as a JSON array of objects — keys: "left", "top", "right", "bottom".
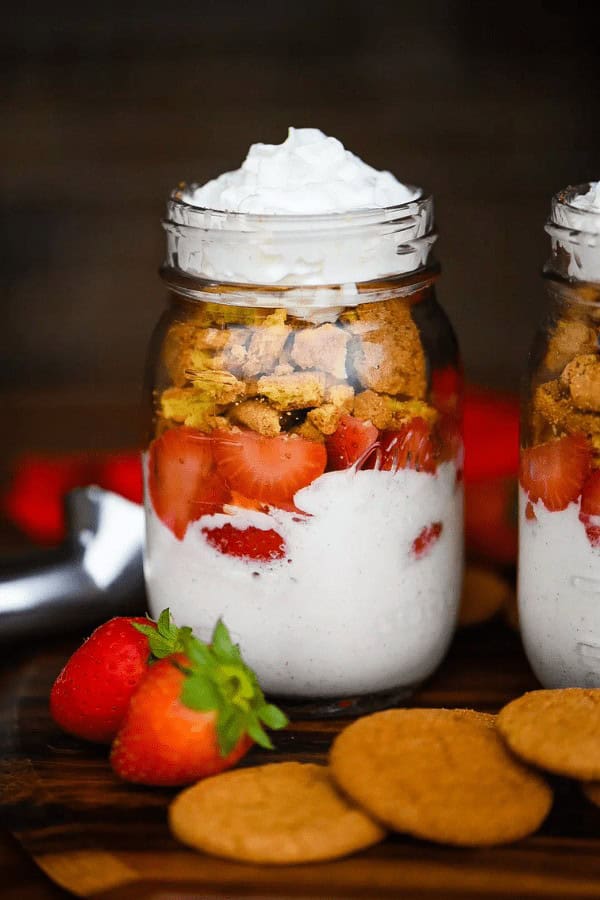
[{"left": 2, "top": 387, "right": 521, "bottom": 562}]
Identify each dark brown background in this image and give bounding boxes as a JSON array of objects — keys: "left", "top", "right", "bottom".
[{"left": 2, "top": 0, "right": 600, "bottom": 455}]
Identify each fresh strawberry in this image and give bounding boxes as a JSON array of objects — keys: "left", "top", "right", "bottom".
[
  {"left": 380, "top": 418, "right": 438, "bottom": 474},
  {"left": 50, "top": 615, "right": 163, "bottom": 743},
  {"left": 202, "top": 523, "right": 286, "bottom": 561},
  {"left": 520, "top": 433, "right": 591, "bottom": 511},
  {"left": 148, "top": 427, "right": 230, "bottom": 539},
  {"left": 212, "top": 429, "right": 326, "bottom": 507},
  {"left": 579, "top": 469, "right": 600, "bottom": 547},
  {"left": 412, "top": 522, "right": 443, "bottom": 558},
  {"left": 110, "top": 620, "right": 288, "bottom": 786},
  {"left": 325, "top": 415, "right": 379, "bottom": 471}
]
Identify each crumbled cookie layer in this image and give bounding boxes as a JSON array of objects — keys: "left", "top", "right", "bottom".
[
  {"left": 230, "top": 399, "right": 281, "bottom": 437},
  {"left": 560, "top": 354, "right": 600, "bottom": 413},
  {"left": 544, "top": 320, "right": 597, "bottom": 373},
  {"left": 291, "top": 324, "right": 349, "bottom": 380},
  {"left": 160, "top": 387, "right": 228, "bottom": 432},
  {"left": 257, "top": 371, "right": 327, "bottom": 411},
  {"left": 345, "top": 301, "right": 426, "bottom": 398},
  {"left": 354, "top": 391, "right": 437, "bottom": 430},
  {"left": 533, "top": 380, "right": 600, "bottom": 437}
]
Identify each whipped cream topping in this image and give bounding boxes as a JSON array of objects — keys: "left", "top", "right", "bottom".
[
  {"left": 548, "top": 181, "right": 600, "bottom": 284},
  {"left": 183, "top": 128, "right": 417, "bottom": 215},
  {"left": 165, "top": 128, "right": 434, "bottom": 292},
  {"left": 572, "top": 181, "right": 600, "bottom": 215}
]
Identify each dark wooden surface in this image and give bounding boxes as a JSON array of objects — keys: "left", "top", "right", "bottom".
[{"left": 3, "top": 622, "right": 600, "bottom": 899}]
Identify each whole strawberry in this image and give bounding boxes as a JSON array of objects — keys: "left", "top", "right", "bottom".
[
  {"left": 50, "top": 610, "right": 187, "bottom": 743},
  {"left": 110, "top": 621, "right": 288, "bottom": 786}
]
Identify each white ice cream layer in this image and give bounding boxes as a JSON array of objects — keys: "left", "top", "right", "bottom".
[
  {"left": 519, "top": 487, "right": 600, "bottom": 687},
  {"left": 145, "top": 462, "right": 463, "bottom": 697},
  {"left": 184, "top": 128, "right": 417, "bottom": 215}
]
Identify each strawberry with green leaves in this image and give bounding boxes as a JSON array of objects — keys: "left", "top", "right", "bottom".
[
  {"left": 110, "top": 619, "right": 288, "bottom": 786},
  {"left": 50, "top": 611, "right": 188, "bottom": 743}
]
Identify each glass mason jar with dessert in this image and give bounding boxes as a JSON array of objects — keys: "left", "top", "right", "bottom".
[
  {"left": 520, "top": 181, "right": 600, "bottom": 687},
  {"left": 143, "top": 130, "right": 463, "bottom": 715}
]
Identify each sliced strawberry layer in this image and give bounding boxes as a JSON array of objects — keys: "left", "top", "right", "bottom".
[
  {"left": 520, "top": 433, "right": 591, "bottom": 512},
  {"left": 412, "top": 522, "right": 443, "bottom": 558},
  {"left": 202, "top": 523, "right": 286, "bottom": 561},
  {"left": 212, "top": 429, "right": 326, "bottom": 507},
  {"left": 326, "top": 415, "right": 379, "bottom": 471},
  {"left": 148, "top": 427, "right": 230, "bottom": 540},
  {"left": 580, "top": 469, "right": 600, "bottom": 517},
  {"left": 579, "top": 469, "right": 600, "bottom": 547},
  {"left": 380, "top": 418, "right": 438, "bottom": 474},
  {"left": 436, "top": 414, "right": 463, "bottom": 465}
]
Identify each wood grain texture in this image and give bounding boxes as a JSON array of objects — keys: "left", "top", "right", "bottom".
[{"left": 3, "top": 625, "right": 600, "bottom": 898}]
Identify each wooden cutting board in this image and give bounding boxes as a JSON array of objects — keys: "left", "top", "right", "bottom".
[{"left": 3, "top": 624, "right": 600, "bottom": 899}]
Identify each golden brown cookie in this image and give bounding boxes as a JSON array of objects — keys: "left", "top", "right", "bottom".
[
  {"left": 458, "top": 565, "right": 514, "bottom": 627},
  {"left": 329, "top": 708, "right": 551, "bottom": 847},
  {"left": 582, "top": 781, "right": 600, "bottom": 807},
  {"left": 497, "top": 689, "right": 600, "bottom": 780},
  {"left": 169, "top": 761, "right": 385, "bottom": 864}
]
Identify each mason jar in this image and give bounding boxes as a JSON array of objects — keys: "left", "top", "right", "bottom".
[
  {"left": 519, "top": 183, "right": 600, "bottom": 687},
  {"left": 143, "top": 188, "right": 464, "bottom": 715}
]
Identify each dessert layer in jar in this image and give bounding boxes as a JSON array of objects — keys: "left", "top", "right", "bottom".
[
  {"left": 144, "top": 288, "right": 463, "bottom": 697},
  {"left": 520, "top": 280, "right": 600, "bottom": 686}
]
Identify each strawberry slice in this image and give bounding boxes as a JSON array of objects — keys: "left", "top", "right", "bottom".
[
  {"left": 202, "top": 523, "right": 286, "bottom": 561},
  {"left": 412, "top": 522, "right": 443, "bottom": 558},
  {"left": 579, "top": 469, "right": 600, "bottom": 547},
  {"left": 520, "top": 433, "right": 591, "bottom": 512},
  {"left": 326, "top": 415, "right": 379, "bottom": 471},
  {"left": 148, "top": 427, "right": 230, "bottom": 539},
  {"left": 212, "top": 430, "right": 326, "bottom": 507},
  {"left": 380, "top": 418, "right": 438, "bottom": 474}
]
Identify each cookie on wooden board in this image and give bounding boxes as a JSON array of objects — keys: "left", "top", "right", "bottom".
[
  {"left": 169, "top": 761, "right": 385, "bottom": 864},
  {"left": 329, "top": 708, "right": 552, "bottom": 847},
  {"left": 497, "top": 689, "right": 600, "bottom": 780},
  {"left": 458, "top": 565, "right": 514, "bottom": 628},
  {"left": 581, "top": 781, "right": 600, "bottom": 807}
]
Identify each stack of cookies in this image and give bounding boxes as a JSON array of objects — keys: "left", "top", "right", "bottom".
[{"left": 169, "top": 689, "right": 600, "bottom": 865}]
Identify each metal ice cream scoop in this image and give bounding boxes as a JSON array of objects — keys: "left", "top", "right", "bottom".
[{"left": 0, "top": 487, "right": 145, "bottom": 641}]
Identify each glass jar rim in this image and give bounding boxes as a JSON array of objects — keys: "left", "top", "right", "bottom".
[
  {"left": 165, "top": 185, "right": 433, "bottom": 235},
  {"left": 546, "top": 183, "right": 600, "bottom": 243},
  {"left": 162, "top": 185, "right": 437, "bottom": 291}
]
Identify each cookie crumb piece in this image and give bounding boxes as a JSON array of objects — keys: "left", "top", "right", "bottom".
[
  {"left": 242, "top": 325, "right": 292, "bottom": 378},
  {"left": 544, "top": 320, "right": 597, "bottom": 373},
  {"left": 291, "top": 324, "right": 349, "bottom": 380},
  {"left": 307, "top": 404, "right": 344, "bottom": 435},
  {"left": 230, "top": 400, "right": 281, "bottom": 437},
  {"left": 160, "top": 388, "right": 227, "bottom": 432},
  {"left": 258, "top": 371, "right": 326, "bottom": 411},
  {"left": 561, "top": 354, "right": 600, "bottom": 413}
]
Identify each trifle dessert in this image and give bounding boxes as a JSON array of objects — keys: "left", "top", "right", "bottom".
[
  {"left": 519, "top": 181, "right": 600, "bottom": 687},
  {"left": 144, "top": 128, "right": 463, "bottom": 713}
]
